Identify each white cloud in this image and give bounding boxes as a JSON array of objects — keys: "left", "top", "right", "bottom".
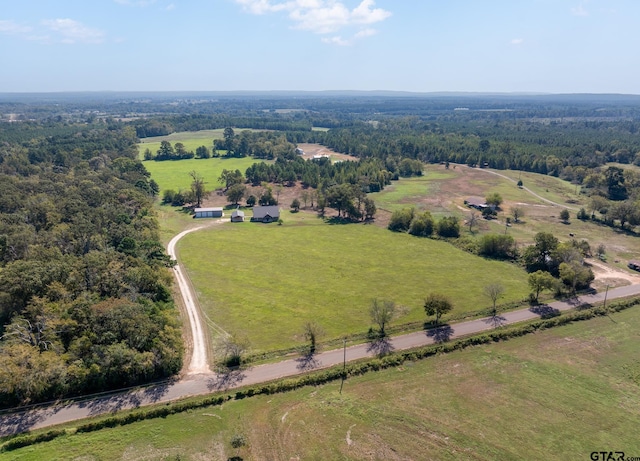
[
  {"left": 511, "top": 38, "right": 524, "bottom": 45},
  {"left": 321, "top": 35, "right": 350, "bottom": 46},
  {"left": 235, "top": 0, "right": 391, "bottom": 44},
  {"left": 571, "top": 4, "right": 589, "bottom": 16},
  {"left": 355, "top": 28, "right": 377, "bottom": 39},
  {"left": 42, "top": 19, "right": 105, "bottom": 44},
  {"left": 166, "top": 3, "right": 175, "bottom": 10},
  {"left": 0, "top": 20, "right": 32, "bottom": 35}
]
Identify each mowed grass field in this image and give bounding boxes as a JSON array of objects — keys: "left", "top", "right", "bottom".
[
  {"left": 6, "top": 306, "right": 640, "bottom": 460},
  {"left": 143, "top": 157, "right": 259, "bottom": 194},
  {"left": 178, "top": 213, "right": 529, "bottom": 352}
]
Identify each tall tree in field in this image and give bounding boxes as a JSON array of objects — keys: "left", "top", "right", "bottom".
[
  {"left": 226, "top": 184, "right": 246, "bottom": 206},
  {"left": 511, "top": 206, "right": 524, "bottom": 223},
  {"left": 302, "top": 321, "right": 324, "bottom": 354},
  {"left": 424, "top": 293, "right": 454, "bottom": 325},
  {"left": 189, "top": 171, "right": 208, "bottom": 207},
  {"left": 484, "top": 283, "right": 505, "bottom": 316},
  {"left": 195, "top": 145, "right": 210, "bottom": 159},
  {"left": 528, "top": 270, "right": 557, "bottom": 302},
  {"left": 369, "top": 299, "right": 396, "bottom": 336},
  {"left": 223, "top": 127, "right": 235, "bottom": 151}
]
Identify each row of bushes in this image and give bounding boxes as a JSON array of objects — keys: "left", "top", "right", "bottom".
[{"left": 3, "top": 296, "right": 639, "bottom": 452}]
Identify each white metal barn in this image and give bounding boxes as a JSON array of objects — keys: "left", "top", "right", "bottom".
[{"left": 194, "top": 207, "right": 223, "bottom": 218}]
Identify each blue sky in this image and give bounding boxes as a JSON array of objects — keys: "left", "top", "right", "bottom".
[{"left": 1, "top": 0, "right": 638, "bottom": 94}]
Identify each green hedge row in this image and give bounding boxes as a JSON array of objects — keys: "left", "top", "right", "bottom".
[
  {"left": 1, "top": 429, "right": 67, "bottom": 452},
  {"left": 3, "top": 297, "right": 639, "bottom": 452}
]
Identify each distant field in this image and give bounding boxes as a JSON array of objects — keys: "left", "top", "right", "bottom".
[
  {"left": 7, "top": 305, "right": 640, "bottom": 460},
  {"left": 137, "top": 128, "right": 266, "bottom": 160},
  {"left": 143, "top": 157, "right": 259, "bottom": 193},
  {"left": 371, "top": 165, "right": 640, "bottom": 276},
  {"left": 138, "top": 129, "right": 226, "bottom": 159},
  {"left": 178, "top": 213, "right": 530, "bottom": 352}
]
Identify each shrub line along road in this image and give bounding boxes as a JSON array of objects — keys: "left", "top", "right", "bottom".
[{"left": 2, "top": 224, "right": 640, "bottom": 437}]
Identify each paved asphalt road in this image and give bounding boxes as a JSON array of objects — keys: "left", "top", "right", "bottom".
[{"left": 2, "top": 283, "right": 639, "bottom": 437}]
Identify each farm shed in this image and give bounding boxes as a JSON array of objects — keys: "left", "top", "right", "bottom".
[
  {"left": 628, "top": 260, "right": 640, "bottom": 271},
  {"left": 194, "top": 207, "right": 223, "bottom": 218},
  {"left": 251, "top": 205, "right": 280, "bottom": 223},
  {"left": 231, "top": 209, "right": 245, "bottom": 222}
]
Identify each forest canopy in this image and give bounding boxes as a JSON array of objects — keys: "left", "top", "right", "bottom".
[{"left": 0, "top": 123, "right": 182, "bottom": 408}]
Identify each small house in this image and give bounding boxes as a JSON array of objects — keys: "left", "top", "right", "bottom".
[
  {"left": 628, "top": 260, "right": 640, "bottom": 271},
  {"left": 251, "top": 205, "right": 280, "bottom": 223},
  {"left": 194, "top": 207, "right": 223, "bottom": 218},
  {"left": 231, "top": 209, "right": 245, "bottom": 222},
  {"left": 464, "top": 197, "right": 488, "bottom": 210}
]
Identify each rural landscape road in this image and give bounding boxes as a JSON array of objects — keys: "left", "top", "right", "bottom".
[{"left": 2, "top": 274, "right": 639, "bottom": 437}]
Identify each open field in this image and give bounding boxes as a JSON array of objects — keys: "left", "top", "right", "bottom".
[
  {"left": 162, "top": 158, "right": 640, "bottom": 353},
  {"left": 5, "top": 305, "right": 639, "bottom": 460},
  {"left": 138, "top": 129, "right": 226, "bottom": 159},
  {"left": 143, "top": 157, "right": 259, "bottom": 194},
  {"left": 371, "top": 164, "right": 640, "bottom": 280},
  {"left": 178, "top": 213, "right": 529, "bottom": 352}
]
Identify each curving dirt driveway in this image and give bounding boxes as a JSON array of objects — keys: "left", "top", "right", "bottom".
[{"left": 167, "top": 225, "right": 211, "bottom": 375}]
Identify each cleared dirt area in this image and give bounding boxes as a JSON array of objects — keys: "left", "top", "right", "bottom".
[{"left": 296, "top": 143, "right": 359, "bottom": 162}]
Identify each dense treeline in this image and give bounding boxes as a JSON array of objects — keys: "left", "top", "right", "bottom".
[
  {"left": 0, "top": 125, "right": 182, "bottom": 408},
  {"left": 284, "top": 118, "right": 640, "bottom": 175},
  {"left": 132, "top": 114, "right": 313, "bottom": 138}
]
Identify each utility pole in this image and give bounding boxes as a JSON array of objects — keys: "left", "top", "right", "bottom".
[
  {"left": 603, "top": 284, "right": 610, "bottom": 309},
  {"left": 340, "top": 338, "right": 347, "bottom": 394}
]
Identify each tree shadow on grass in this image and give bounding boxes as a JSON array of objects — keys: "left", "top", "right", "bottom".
[
  {"left": 206, "top": 369, "right": 247, "bottom": 392},
  {"left": 426, "top": 324, "right": 454, "bottom": 343},
  {"left": 296, "top": 353, "right": 321, "bottom": 371},
  {"left": 366, "top": 336, "right": 394, "bottom": 357},
  {"left": 529, "top": 304, "right": 561, "bottom": 319},
  {"left": 325, "top": 216, "right": 353, "bottom": 225},
  {"left": 483, "top": 314, "right": 507, "bottom": 328}
]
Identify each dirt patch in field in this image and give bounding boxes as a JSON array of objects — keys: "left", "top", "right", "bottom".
[
  {"left": 296, "top": 143, "right": 359, "bottom": 163},
  {"left": 588, "top": 258, "right": 640, "bottom": 289}
]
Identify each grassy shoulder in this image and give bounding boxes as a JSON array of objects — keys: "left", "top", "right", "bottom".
[
  {"left": 178, "top": 212, "right": 530, "bottom": 353},
  {"left": 4, "top": 303, "right": 639, "bottom": 460}
]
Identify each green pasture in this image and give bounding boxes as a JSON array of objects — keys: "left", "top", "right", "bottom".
[
  {"left": 6, "top": 306, "right": 640, "bottom": 460},
  {"left": 370, "top": 170, "right": 457, "bottom": 214},
  {"left": 138, "top": 129, "right": 225, "bottom": 159},
  {"left": 143, "top": 157, "right": 259, "bottom": 193},
  {"left": 138, "top": 128, "right": 266, "bottom": 160},
  {"left": 177, "top": 213, "right": 529, "bottom": 352},
  {"left": 492, "top": 169, "right": 585, "bottom": 208}
]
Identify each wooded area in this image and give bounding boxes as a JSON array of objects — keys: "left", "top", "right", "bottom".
[{"left": 0, "top": 123, "right": 181, "bottom": 408}]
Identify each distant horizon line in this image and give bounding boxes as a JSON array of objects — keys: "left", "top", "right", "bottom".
[{"left": 1, "top": 90, "right": 639, "bottom": 97}]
